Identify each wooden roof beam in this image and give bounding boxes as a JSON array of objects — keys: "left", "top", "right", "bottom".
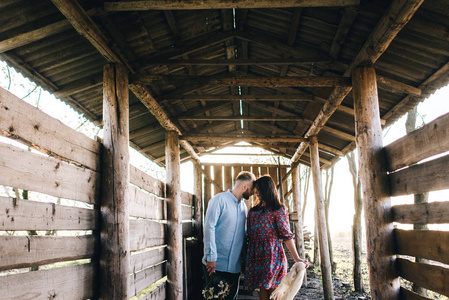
[
  {"left": 130, "top": 74, "right": 352, "bottom": 88},
  {"left": 141, "top": 58, "right": 331, "bottom": 66},
  {"left": 177, "top": 116, "right": 307, "bottom": 122},
  {"left": 329, "top": 7, "right": 358, "bottom": 59},
  {"left": 105, "top": 0, "right": 360, "bottom": 11},
  {"left": 290, "top": 0, "right": 425, "bottom": 168},
  {"left": 163, "top": 94, "right": 315, "bottom": 102},
  {"left": 181, "top": 134, "right": 308, "bottom": 143}
]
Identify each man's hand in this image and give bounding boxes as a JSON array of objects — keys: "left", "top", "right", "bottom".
[{"left": 206, "top": 261, "right": 216, "bottom": 276}]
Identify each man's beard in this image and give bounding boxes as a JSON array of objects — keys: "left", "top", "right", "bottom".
[{"left": 242, "top": 189, "right": 251, "bottom": 200}]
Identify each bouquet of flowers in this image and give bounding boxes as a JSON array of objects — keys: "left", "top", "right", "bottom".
[{"left": 202, "top": 273, "right": 232, "bottom": 300}]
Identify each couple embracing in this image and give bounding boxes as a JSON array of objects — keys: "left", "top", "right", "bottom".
[{"left": 202, "top": 171, "right": 310, "bottom": 300}]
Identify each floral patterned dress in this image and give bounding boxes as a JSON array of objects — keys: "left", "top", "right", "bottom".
[{"left": 243, "top": 205, "right": 294, "bottom": 291}]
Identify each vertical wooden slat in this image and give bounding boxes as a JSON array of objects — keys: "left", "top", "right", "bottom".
[
  {"left": 100, "top": 63, "right": 130, "bottom": 299},
  {"left": 223, "top": 166, "right": 233, "bottom": 190},
  {"left": 253, "top": 166, "right": 260, "bottom": 178},
  {"left": 352, "top": 66, "right": 399, "bottom": 299},
  {"left": 193, "top": 164, "right": 203, "bottom": 239},
  {"left": 269, "top": 167, "right": 278, "bottom": 184},
  {"left": 166, "top": 131, "right": 183, "bottom": 300},
  {"left": 292, "top": 165, "right": 307, "bottom": 285},
  {"left": 310, "top": 136, "right": 334, "bottom": 300},
  {"left": 204, "top": 165, "right": 212, "bottom": 212},
  {"left": 233, "top": 165, "right": 242, "bottom": 179},
  {"left": 214, "top": 165, "right": 223, "bottom": 195}
]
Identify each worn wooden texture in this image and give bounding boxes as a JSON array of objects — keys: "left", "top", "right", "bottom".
[
  {"left": 130, "top": 165, "right": 165, "bottom": 197},
  {"left": 309, "top": 136, "right": 334, "bottom": 300},
  {"left": 105, "top": 0, "right": 360, "bottom": 10},
  {"left": 139, "top": 282, "right": 166, "bottom": 300},
  {"left": 204, "top": 165, "right": 212, "bottom": 212},
  {"left": 129, "top": 263, "right": 165, "bottom": 297},
  {"left": 193, "top": 165, "right": 203, "bottom": 238},
  {"left": 292, "top": 166, "right": 306, "bottom": 262},
  {"left": 0, "top": 87, "right": 101, "bottom": 171},
  {"left": 0, "top": 235, "right": 94, "bottom": 271},
  {"left": 399, "top": 287, "right": 433, "bottom": 300},
  {"left": 181, "top": 190, "right": 194, "bottom": 206},
  {"left": 129, "top": 219, "right": 166, "bottom": 252},
  {"left": 131, "top": 74, "right": 352, "bottom": 87},
  {"left": 392, "top": 201, "right": 449, "bottom": 224},
  {"left": 385, "top": 112, "right": 449, "bottom": 172},
  {"left": 182, "top": 135, "right": 307, "bottom": 143},
  {"left": 389, "top": 154, "right": 449, "bottom": 196},
  {"left": 129, "top": 186, "right": 165, "bottom": 220},
  {"left": 223, "top": 166, "right": 233, "bottom": 190},
  {"left": 0, "top": 263, "right": 94, "bottom": 299},
  {"left": 130, "top": 246, "right": 165, "bottom": 273},
  {"left": 165, "top": 131, "right": 183, "bottom": 300},
  {"left": 0, "top": 141, "right": 100, "bottom": 204},
  {"left": 0, "top": 196, "right": 95, "bottom": 231},
  {"left": 100, "top": 63, "right": 130, "bottom": 299},
  {"left": 164, "top": 94, "right": 315, "bottom": 102},
  {"left": 352, "top": 66, "right": 399, "bottom": 299},
  {"left": 394, "top": 229, "right": 449, "bottom": 265},
  {"left": 182, "top": 204, "right": 194, "bottom": 220},
  {"left": 397, "top": 258, "right": 449, "bottom": 297},
  {"left": 214, "top": 165, "right": 223, "bottom": 193}
]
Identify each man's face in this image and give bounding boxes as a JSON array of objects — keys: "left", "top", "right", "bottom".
[{"left": 242, "top": 180, "right": 254, "bottom": 200}]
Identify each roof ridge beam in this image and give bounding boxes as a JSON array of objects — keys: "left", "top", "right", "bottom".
[{"left": 104, "top": 0, "right": 360, "bottom": 11}]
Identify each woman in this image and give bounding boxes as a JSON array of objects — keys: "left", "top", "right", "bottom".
[{"left": 243, "top": 175, "right": 309, "bottom": 300}]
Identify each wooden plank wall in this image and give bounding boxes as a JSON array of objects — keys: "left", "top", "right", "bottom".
[
  {"left": 201, "top": 163, "right": 290, "bottom": 210},
  {"left": 384, "top": 112, "right": 449, "bottom": 299},
  {"left": 0, "top": 87, "right": 197, "bottom": 299}
]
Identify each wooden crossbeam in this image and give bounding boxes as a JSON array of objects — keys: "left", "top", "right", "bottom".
[
  {"left": 104, "top": 0, "right": 360, "bottom": 11},
  {"left": 177, "top": 116, "right": 306, "bottom": 121},
  {"left": 130, "top": 74, "right": 352, "bottom": 87},
  {"left": 290, "top": 0, "right": 425, "bottom": 167},
  {"left": 163, "top": 94, "right": 315, "bottom": 102},
  {"left": 141, "top": 58, "right": 330, "bottom": 66},
  {"left": 180, "top": 134, "right": 308, "bottom": 143}
]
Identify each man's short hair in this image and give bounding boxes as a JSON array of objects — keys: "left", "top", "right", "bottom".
[{"left": 235, "top": 171, "right": 254, "bottom": 182}]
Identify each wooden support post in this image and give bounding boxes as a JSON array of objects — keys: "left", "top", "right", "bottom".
[
  {"left": 204, "top": 165, "right": 212, "bottom": 212},
  {"left": 100, "top": 63, "right": 130, "bottom": 299},
  {"left": 165, "top": 131, "right": 183, "bottom": 300},
  {"left": 352, "top": 67, "right": 399, "bottom": 299},
  {"left": 214, "top": 165, "right": 223, "bottom": 195},
  {"left": 310, "top": 136, "right": 334, "bottom": 300},
  {"left": 193, "top": 164, "right": 203, "bottom": 240},
  {"left": 292, "top": 165, "right": 307, "bottom": 285}
]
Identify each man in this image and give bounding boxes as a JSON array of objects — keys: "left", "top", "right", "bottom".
[{"left": 202, "top": 171, "right": 256, "bottom": 300}]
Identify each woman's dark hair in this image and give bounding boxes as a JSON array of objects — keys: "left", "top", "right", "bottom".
[{"left": 253, "top": 175, "right": 283, "bottom": 211}]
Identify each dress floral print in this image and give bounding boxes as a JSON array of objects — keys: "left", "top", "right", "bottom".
[{"left": 243, "top": 205, "right": 294, "bottom": 291}]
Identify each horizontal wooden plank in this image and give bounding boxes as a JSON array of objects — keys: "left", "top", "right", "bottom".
[
  {"left": 397, "top": 258, "right": 449, "bottom": 297},
  {"left": 399, "top": 287, "right": 433, "bottom": 300},
  {"left": 395, "top": 229, "right": 449, "bottom": 265},
  {"left": 0, "top": 196, "right": 96, "bottom": 231},
  {"left": 183, "top": 221, "right": 194, "bottom": 237},
  {"left": 182, "top": 204, "right": 193, "bottom": 220},
  {"left": 385, "top": 112, "right": 449, "bottom": 172},
  {"left": 0, "top": 87, "right": 101, "bottom": 171},
  {"left": 180, "top": 191, "right": 194, "bottom": 206},
  {"left": 0, "top": 263, "right": 94, "bottom": 299},
  {"left": 129, "top": 219, "right": 165, "bottom": 251},
  {"left": 129, "top": 263, "right": 165, "bottom": 297},
  {"left": 139, "top": 280, "right": 166, "bottom": 300},
  {"left": 0, "top": 142, "right": 100, "bottom": 204},
  {"left": 130, "top": 165, "right": 165, "bottom": 197},
  {"left": 392, "top": 201, "right": 449, "bottom": 224},
  {"left": 129, "top": 186, "right": 165, "bottom": 220},
  {"left": 388, "top": 154, "right": 449, "bottom": 196},
  {"left": 130, "top": 247, "right": 165, "bottom": 273},
  {"left": 0, "top": 235, "right": 95, "bottom": 271}
]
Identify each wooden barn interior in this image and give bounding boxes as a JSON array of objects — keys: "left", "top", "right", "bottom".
[{"left": 1, "top": 0, "right": 449, "bottom": 299}]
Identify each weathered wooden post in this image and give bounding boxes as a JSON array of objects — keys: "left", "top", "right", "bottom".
[
  {"left": 100, "top": 63, "right": 130, "bottom": 299},
  {"left": 352, "top": 66, "right": 399, "bottom": 299},
  {"left": 204, "top": 165, "right": 212, "bottom": 212},
  {"left": 193, "top": 163, "right": 203, "bottom": 239},
  {"left": 292, "top": 165, "right": 307, "bottom": 285},
  {"left": 309, "top": 136, "right": 334, "bottom": 300},
  {"left": 166, "top": 131, "right": 183, "bottom": 300}
]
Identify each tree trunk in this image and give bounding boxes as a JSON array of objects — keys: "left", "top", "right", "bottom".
[
  {"left": 406, "top": 107, "right": 429, "bottom": 297},
  {"left": 347, "top": 151, "right": 364, "bottom": 293}
]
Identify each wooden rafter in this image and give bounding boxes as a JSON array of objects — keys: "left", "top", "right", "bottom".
[
  {"left": 290, "top": 0, "right": 426, "bottom": 167},
  {"left": 141, "top": 58, "right": 330, "bottom": 66},
  {"left": 163, "top": 94, "right": 315, "bottom": 102},
  {"left": 181, "top": 134, "right": 308, "bottom": 143},
  {"left": 104, "top": 0, "right": 360, "bottom": 11},
  {"left": 130, "top": 74, "right": 352, "bottom": 87},
  {"left": 329, "top": 7, "right": 358, "bottom": 59}
]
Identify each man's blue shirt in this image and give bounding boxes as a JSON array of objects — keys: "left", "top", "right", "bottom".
[{"left": 202, "top": 190, "right": 247, "bottom": 273}]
